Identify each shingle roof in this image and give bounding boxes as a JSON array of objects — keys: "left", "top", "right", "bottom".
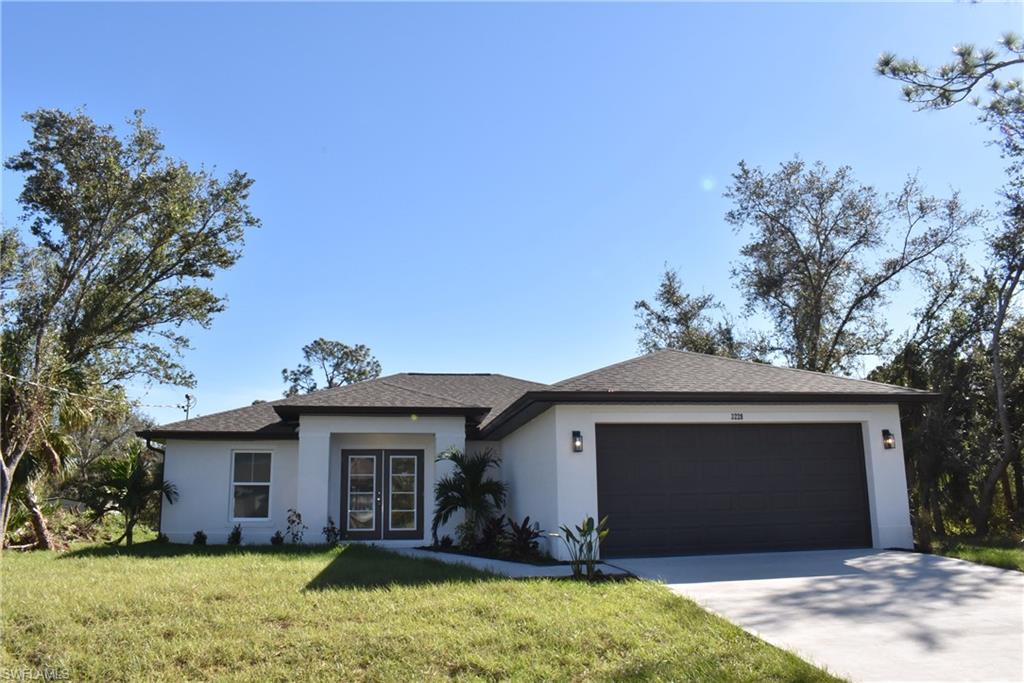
[
  {"left": 139, "top": 373, "right": 549, "bottom": 440},
  {"left": 273, "top": 373, "right": 551, "bottom": 424},
  {"left": 143, "top": 400, "right": 297, "bottom": 438},
  {"left": 140, "top": 350, "right": 932, "bottom": 440},
  {"left": 552, "top": 349, "right": 929, "bottom": 396}
]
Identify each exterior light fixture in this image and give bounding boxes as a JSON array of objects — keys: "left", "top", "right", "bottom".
[
  {"left": 882, "top": 429, "right": 896, "bottom": 450},
  {"left": 571, "top": 430, "right": 583, "bottom": 453}
]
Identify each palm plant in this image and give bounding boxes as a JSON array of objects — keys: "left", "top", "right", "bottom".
[
  {"left": 80, "top": 442, "right": 178, "bottom": 546},
  {"left": 432, "top": 447, "right": 508, "bottom": 546}
]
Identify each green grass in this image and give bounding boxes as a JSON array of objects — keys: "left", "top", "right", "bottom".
[
  {"left": 933, "top": 538, "right": 1024, "bottom": 572},
  {"left": 1, "top": 542, "right": 839, "bottom": 682}
]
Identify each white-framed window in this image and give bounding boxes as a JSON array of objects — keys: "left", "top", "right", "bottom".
[
  {"left": 389, "top": 454, "right": 417, "bottom": 531},
  {"left": 347, "top": 455, "right": 377, "bottom": 531},
  {"left": 232, "top": 451, "right": 272, "bottom": 520}
]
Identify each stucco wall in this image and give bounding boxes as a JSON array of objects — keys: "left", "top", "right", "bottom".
[
  {"left": 549, "top": 403, "right": 914, "bottom": 558},
  {"left": 498, "top": 408, "right": 558, "bottom": 552},
  {"left": 160, "top": 439, "right": 298, "bottom": 544}
]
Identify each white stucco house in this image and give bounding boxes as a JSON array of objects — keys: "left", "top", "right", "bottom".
[{"left": 140, "top": 349, "right": 928, "bottom": 559}]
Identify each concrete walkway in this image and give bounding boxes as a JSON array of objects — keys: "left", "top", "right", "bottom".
[
  {"left": 615, "top": 549, "right": 1024, "bottom": 682},
  {"left": 394, "top": 548, "right": 579, "bottom": 577}
]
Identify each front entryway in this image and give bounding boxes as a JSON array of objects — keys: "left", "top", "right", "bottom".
[{"left": 341, "top": 449, "right": 424, "bottom": 540}]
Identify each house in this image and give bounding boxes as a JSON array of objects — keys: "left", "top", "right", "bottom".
[{"left": 139, "top": 349, "right": 929, "bottom": 558}]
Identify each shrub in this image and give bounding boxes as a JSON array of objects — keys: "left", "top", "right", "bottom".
[
  {"left": 501, "top": 516, "right": 543, "bottom": 559},
  {"left": 432, "top": 447, "right": 508, "bottom": 546},
  {"left": 286, "top": 509, "right": 307, "bottom": 544},
  {"left": 270, "top": 530, "right": 285, "bottom": 545},
  {"left": 227, "top": 524, "right": 242, "bottom": 546},
  {"left": 77, "top": 443, "right": 178, "bottom": 547},
  {"left": 322, "top": 517, "right": 341, "bottom": 545},
  {"left": 438, "top": 535, "right": 454, "bottom": 550},
  {"left": 155, "top": 532, "right": 169, "bottom": 544},
  {"left": 193, "top": 530, "right": 207, "bottom": 546},
  {"left": 559, "top": 515, "right": 608, "bottom": 581},
  {"left": 475, "top": 515, "right": 507, "bottom": 554}
]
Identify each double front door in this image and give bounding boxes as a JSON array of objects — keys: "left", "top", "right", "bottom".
[{"left": 341, "top": 449, "right": 424, "bottom": 540}]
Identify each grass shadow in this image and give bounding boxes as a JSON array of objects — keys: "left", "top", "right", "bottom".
[
  {"left": 61, "top": 540, "right": 339, "bottom": 560},
  {"left": 305, "top": 545, "right": 499, "bottom": 590},
  {"left": 61, "top": 540, "right": 500, "bottom": 590}
]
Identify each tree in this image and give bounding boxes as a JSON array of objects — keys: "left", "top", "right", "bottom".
[
  {"left": 431, "top": 447, "right": 508, "bottom": 546},
  {"left": 880, "top": 32, "right": 1024, "bottom": 530},
  {"left": 0, "top": 109, "right": 258, "bottom": 548},
  {"left": 877, "top": 32, "right": 1023, "bottom": 112},
  {"left": 725, "top": 159, "right": 979, "bottom": 374},
  {"left": 281, "top": 338, "right": 381, "bottom": 396},
  {"left": 635, "top": 267, "right": 747, "bottom": 357},
  {"left": 869, "top": 260, "right": 992, "bottom": 543},
  {"left": 78, "top": 443, "right": 177, "bottom": 546}
]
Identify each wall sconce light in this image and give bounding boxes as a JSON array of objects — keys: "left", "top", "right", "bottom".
[
  {"left": 571, "top": 430, "right": 583, "bottom": 453},
  {"left": 882, "top": 429, "right": 896, "bottom": 450}
]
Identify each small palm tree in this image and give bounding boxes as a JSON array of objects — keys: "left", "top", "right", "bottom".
[
  {"left": 432, "top": 447, "right": 508, "bottom": 546},
  {"left": 81, "top": 443, "right": 178, "bottom": 546}
]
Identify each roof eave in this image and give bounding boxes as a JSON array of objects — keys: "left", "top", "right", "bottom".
[
  {"left": 271, "top": 405, "right": 489, "bottom": 420},
  {"left": 475, "top": 389, "right": 940, "bottom": 440},
  {"left": 136, "top": 429, "right": 299, "bottom": 441}
]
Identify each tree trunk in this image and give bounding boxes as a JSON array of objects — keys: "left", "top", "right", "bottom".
[
  {"left": 24, "top": 484, "right": 53, "bottom": 550},
  {"left": 125, "top": 517, "right": 135, "bottom": 547},
  {"left": 977, "top": 303, "right": 1021, "bottom": 537},
  {"left": 1014, "top": 459, "right": 1024, "bottom": 519},
  {"left": 0, "top": 465, "right": 11, "bottom": 549},
  {"left": 1000, "top": 471, "right": 1016, "bottom": 520},
  {"left": 931, "top": 491, "right": 946, "bottom": 537}
]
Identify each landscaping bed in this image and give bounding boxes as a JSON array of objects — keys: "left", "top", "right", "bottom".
[{"left": 1, "top": 542, "right": 840, "bottom": 681}]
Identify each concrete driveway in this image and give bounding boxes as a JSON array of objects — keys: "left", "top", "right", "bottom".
[{"left": 613, "top": 550, "right": 1024, "bottom": 682}]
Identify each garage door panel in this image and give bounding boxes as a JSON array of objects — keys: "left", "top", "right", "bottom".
[{"left": 596, "top": 423, "right": 872, "bottom": 557}]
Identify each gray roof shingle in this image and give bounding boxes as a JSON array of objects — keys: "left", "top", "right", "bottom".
[
  {"left": 552, "top": 349, "right": 929, "bottom": 396},
  {"left": 141, "top": 373, "right": 549, "bottom": 439},
  {"left": 141, "top": 350, "right": 930, "bottom": 439}
]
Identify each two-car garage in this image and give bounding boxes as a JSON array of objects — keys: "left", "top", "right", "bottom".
[{"left": 595, "top": 423, "right": 873, "bottom": 557}]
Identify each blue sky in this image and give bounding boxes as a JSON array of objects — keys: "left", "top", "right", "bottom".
[{"left": 3, "top": 1, "right": 1021, "bottom": 424}]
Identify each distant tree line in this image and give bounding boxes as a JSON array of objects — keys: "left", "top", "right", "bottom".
[{"left": 637, "top": 33, "right": 1024, "bottom": 542}]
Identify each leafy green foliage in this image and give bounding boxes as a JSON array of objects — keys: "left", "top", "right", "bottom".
[
  {"left": 431, "top": 447, "right": 508, "bottom": 546},
  {"left": 877, "top": 32, "right": 1023, "bottom": 112},
  {"left": 192, "top": 530, "right": 207, "bottom": 546},
  {"left": 286, "top": 508, "right": 307, "bottom": 544},
  {"left": 560, "top": 515, "right": 609, "bottom": 581},
  {"left": 75, "top": 443, "right": 177, "bottom": 547},
  {"left": 635, "top": 266, "right": 748, "bottom": 357},
  {"left": 500, "top": 515, "right": 544, "bottom": 559},
  {"left": 322, "top": 516, "right": 341, "bottom": 546},
  {"left": 227, "top": 524, "right": 242, "bottom": 546},
  {"left": 933, "top": 538, "right": 1024, "bottom": 572},
  {"left": 474, "top": 514, "right": 506, "bottom": 554},
  {"left": 877, "top": 31, "right": 1024, "bottom": 538},
  {"left": 270, "top": 530, "right": 284, "bottom": 546},
  {"left": 1, "top": 108, "right": 257, "bottom": 546},
  {"left": 281, "top": 338, "right": 381, "bottom": 396},
  {"left": 726, "top": 159, "right": 978, "bottom": 375}
]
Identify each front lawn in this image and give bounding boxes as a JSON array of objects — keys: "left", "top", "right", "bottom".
[
  {"left": 932, "top": 538, "right": 1024, "bottom": 572},
  {"left": 0, "top": 542, "right": 838, "bottom": 681}
]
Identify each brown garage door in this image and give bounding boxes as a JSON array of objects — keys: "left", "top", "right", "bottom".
[{"left": 596, "top": 423, "right": 872, "bottom": 557}]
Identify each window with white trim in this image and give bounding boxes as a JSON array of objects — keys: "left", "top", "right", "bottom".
[
  {"left": 389, "top": 455, "right": 417, "bottom": 530},
  {"left": 232, "top": 451, "right": 271, "bottom": 519}
]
